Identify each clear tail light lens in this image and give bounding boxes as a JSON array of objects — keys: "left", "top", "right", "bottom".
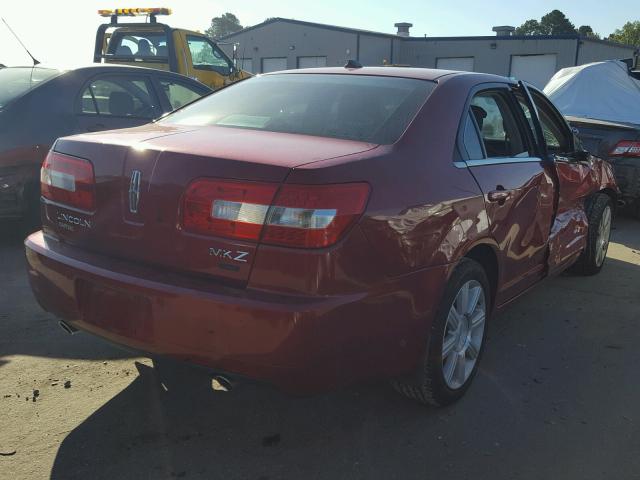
[
  {"left": 182, "top": 179, "right": 278, "bottom": 240},
  {"left": 40, "top": 151, "right": 96, "bottom": 211},
  {"left": 263, "top": 183, "right": 370, "bottom": 248},
  {"left": 609, "top": 141, "right": 640, "bottom": 157},
  {"left": 181, "top": 180, "right": 370, "bottom": 248}
]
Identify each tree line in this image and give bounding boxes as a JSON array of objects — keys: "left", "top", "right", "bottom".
[
  {"left": 515, "top": 9, "right": 640, "bottom": 46},
  {"left": 205, "top": 10, "right": 640, "bottom": 48}
]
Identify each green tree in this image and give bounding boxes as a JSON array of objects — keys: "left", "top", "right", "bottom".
[
  {"left": 515, "top": 19, "right": 544, "bottom": 35},
  {"left": 516, "top": 10, "right": 576, "bottom": 36},
  {"left": 540, "top": 9, "right": 576, "bottom": 34},
  {"left": 609, "top": 21, "right": 640, "bottom": 46},
  {"left": 578, "top": 25, "right": 599, "bottom": 38},
  {"left": 205, "top": 13, "right": 243, "bottom": 39}
]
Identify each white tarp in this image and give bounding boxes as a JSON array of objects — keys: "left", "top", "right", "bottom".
[{"left": 544, "top": 60, "right": 640, "bottom": 125}]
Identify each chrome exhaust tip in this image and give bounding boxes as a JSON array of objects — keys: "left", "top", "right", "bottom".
[{"left": 58, "top": 320, "right": 79, "bottom": 335}]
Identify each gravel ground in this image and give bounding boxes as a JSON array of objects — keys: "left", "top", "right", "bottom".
[{"left": 1, "top": 218, "right": 639, "bottom": 480}]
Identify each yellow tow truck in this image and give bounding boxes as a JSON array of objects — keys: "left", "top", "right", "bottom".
[{"left": 94, "top": 7, "right": 250, "bottom": 90}]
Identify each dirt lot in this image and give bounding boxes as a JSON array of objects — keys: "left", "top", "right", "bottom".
[{"left": 1, "top": 219, "right": 639, "bottom": 480}]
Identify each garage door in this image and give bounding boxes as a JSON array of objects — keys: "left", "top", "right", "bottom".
[
  {"left": 239, "top": 58, "right": 253, "bottom": 73},
  {"left": 297, "top": 56, "right": 328, "bottom": 69},
  {"left": 262, "top": 57, "right": 288, "bottom": 73},
  {"left": 436, "top": 57, "right": 475, "bottom": 72},
  {"left": 510, "top": 54, "right": 557, "bottom": 88}
]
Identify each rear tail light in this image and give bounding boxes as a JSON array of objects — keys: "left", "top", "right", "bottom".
[
  {"left": 182, "top": 180, "right": 370, "bottom": 248},
  {"left": 609, "top": 141, "right": 640, "bottom": 157},
  {"left": 182, "top": 179, "right": 278, "bottom": 241},
  {"left": 41, "top": 151, "right": 96, "bottom": 211}
]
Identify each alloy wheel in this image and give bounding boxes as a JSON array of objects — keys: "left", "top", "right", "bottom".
[
  {"left": 442, "top": 280, "right": 486, "bottom": 390},
  {"left": 596, "top": 205, "right": 612, "bottom": 267}
]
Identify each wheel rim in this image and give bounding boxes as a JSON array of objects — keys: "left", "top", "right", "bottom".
[
  {"left": 596, "top": 205, "right": 612, "bottom": 267},
  {"left": 442, "top": 280, "right": 486, "bottom": 390}
]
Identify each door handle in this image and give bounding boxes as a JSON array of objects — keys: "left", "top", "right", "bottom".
[{"left": 487, "top": 188, "right": 513, "bottom": 203}]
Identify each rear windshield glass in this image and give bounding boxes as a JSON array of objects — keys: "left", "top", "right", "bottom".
[
  {"left": 161, "top": 74, "right": 435, "bottom": 144},
  {"left": 0, "top": 67, "right": 61, "bottom": 110}
]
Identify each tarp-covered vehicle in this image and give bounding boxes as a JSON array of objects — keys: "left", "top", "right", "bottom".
[{"left": 545, "top": 60, "right": 640, "bottom": 216}]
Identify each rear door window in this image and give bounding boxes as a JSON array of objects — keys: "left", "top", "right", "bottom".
[
  {"left": 79, "top": 76, "right": 160, "bottom": 118},
  {"left": 462, "top": 111, "right": 485, "bottom": 160},
  {"left": 159, "top": 79, "right": 207, "bottom": 110},
  {"left": 470, "top": 90, "right": 530, "bottom": 158},
  {"left": 530, "top": 91, "right": 573, "bottom": 153}
]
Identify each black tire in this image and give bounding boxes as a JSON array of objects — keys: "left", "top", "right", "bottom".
[
  {"left": 570, "top": 193, "right": 613, "bottom": 276},
  {"left": 392, "top": 258, "right": 490, "bottom": 407}
]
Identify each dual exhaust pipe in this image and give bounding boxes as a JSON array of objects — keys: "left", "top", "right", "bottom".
[{"left": 58, "top": 320, "right": 235, "bottom": 392}]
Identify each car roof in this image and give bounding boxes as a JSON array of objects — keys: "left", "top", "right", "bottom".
[
  {"left": 4, "top": 63, "right": 191, "bottom": 77},
  {"left": 265, "top": 66, "right": 513, "bottom": 84}
]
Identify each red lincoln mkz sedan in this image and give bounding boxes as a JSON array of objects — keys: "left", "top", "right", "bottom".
[{"left": 25, "top": 66, "right": 618, "bottom": 406}]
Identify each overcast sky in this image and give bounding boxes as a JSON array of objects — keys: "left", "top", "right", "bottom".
[{"left": 1, "top": 0, "right": 636, "bottom": 66}]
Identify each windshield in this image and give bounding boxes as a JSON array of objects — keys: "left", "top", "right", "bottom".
[
  {"left": 161, "top": 74, "right": 435, "bottom": 144},
  {"left": 0, "top": 67, "right": 61, "bottom": 110}
]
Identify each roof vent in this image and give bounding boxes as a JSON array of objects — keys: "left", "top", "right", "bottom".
[
  {"left": 344, "top": 59, "right": 363, "bottom": 69},
  {"left": 394, "top": 22, "right": 413, "bottom": 37},
  {"left": 492, "top": 26, "right": 515, "bottom": 37}
]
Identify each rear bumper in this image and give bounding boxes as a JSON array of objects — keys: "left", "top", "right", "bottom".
[{"left": 25, "top": 231, "right": 450, "bottom": 393}]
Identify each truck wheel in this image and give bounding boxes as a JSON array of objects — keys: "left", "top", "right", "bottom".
[
  {"left": 392, "top": 258, "right": 490, "bottom": 407},
  {"left": 570, "top": 193, "right": 613, "bottom": 276}
]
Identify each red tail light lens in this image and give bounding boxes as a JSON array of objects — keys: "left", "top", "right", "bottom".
[
  {"left": 41, "top": 152, "right": 96, "bottom": 211},
  {"left": 609, "top": 141, "right": 640, "bottom": 157},
  {"left": 263, "top": 183, "right": 370, "bottom": 248},
  {"left": 182, "top": 179, "right": 278, "bottom": 240},
  {"left": 181, "top": 180, "right": 370, "bottom": 248}
]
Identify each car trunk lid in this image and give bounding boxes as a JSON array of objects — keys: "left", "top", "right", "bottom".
[{"left": 44, "top": 125, "right": 376, "bottom": 285}]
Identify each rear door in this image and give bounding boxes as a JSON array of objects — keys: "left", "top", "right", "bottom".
[
  {"left": 75, "top": 74, "right": 162, "bottom": 133},
  {"left": 517, "top": 87, "right": 597, "bottom": 273},
  {"left": 459, "top": 85, "right": 555, "bottom": 304}
]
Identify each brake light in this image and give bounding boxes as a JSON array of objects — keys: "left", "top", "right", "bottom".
[
  {"left": 609, "top": 141, "right": 640, "bottom": 157},
  {"left": 181, "top": 180, "right": 370, "bottom": 248},
  {"left": 41, "top": 152, "right": 96, "bottom": 211}
]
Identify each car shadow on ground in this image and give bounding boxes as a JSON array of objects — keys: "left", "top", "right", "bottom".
[
  {"left": 0, "top": 222, "right": 133, "bottom": 366},
  {"left": 49, "top": 254, "right": 640, "bottom": 480},
  {"left": 611, "top": 216, "right": 640, "bottom": 251}
]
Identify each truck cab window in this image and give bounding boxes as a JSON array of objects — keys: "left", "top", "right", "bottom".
[
  {"left": 186, "top": 35, "right": 232, "bottom": 75},
  {"left": 108, "top": 31, "right": 169, "bottom": 58}
]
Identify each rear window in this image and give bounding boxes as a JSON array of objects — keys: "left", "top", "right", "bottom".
[
  {"left": 0, "top": 67, "right": 61, "bottom": 110},
  {"left": 161, "top": 74, "right": 435, "bottom": 144}
]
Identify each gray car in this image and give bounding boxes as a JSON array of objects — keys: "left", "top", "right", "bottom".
[{"left": 0, "top": 64, "right": 210, "bottom": 225}]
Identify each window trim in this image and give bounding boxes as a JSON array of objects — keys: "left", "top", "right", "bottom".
[{"left": 455, "top": 82, "right": 541, "bottom": 165}]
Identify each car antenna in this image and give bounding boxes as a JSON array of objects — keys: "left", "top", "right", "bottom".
[{"left": 1, "top": 17, "right": 40, "bottom": 66}]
